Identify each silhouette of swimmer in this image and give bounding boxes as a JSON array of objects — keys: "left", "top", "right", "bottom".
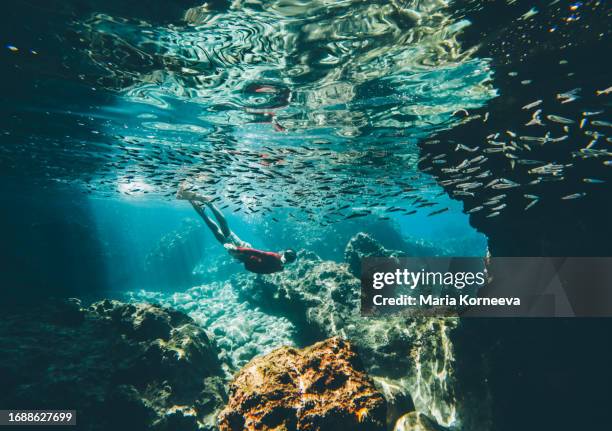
[{"left": 177, "top": 184, "right": 297, "bottom": 274}]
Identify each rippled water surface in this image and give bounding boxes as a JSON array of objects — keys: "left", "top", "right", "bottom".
[{"left": 0, "top": 0, "right": 610, "bottom": 230}]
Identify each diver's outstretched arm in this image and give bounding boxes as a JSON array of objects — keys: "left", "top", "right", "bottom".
[{"left": 190, "top": 201, "right": 226, "bottom": 244}]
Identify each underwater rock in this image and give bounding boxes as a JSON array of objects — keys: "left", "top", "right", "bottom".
[
  {"left": 128, "top": 282, "right": 296, "bottom": 371},
  {"left": 343, "top": 232, "right": 449, "bottom": 277},
  {"left": 0, "top": 299, "right": 226, "bottom": 431},
  {"left": 238, "top": 239, "right": 489, "bottom": 429},
  {"left": 218, "top": 337, "right": 386, "bottom": 431},
  {"left": 344, "top": 232, "right": 401, "bottom": 277},
  {"left": 236, "top": 250, "right": 360, "bottom": 344},
  {"left": 238, "top": 248, "right": 433, "bottom": 373}
]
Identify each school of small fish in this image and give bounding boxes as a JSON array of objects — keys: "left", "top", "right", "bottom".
[
  {"left": 420, "top": 81, "right": 611, "bottom": 220},
  {"left": 0, "top": 0, "right": 609, "bottom": 229}
]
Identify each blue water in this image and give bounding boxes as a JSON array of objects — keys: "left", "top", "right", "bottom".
[
  {"left": 0, "top": 0, "right": 609, "bottom": 289},
  {"left": 1, "top": 2, "right": 611, "bottom": 431},
  {"left": 85, "top": 193, "right": 485, "bottom": 294}
]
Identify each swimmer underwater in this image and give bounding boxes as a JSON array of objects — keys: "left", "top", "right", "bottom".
[{"left": 177, "top": 183, "right": 297, "bottom": 274}]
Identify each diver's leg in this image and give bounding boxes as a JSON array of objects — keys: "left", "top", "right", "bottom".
[
  {"left": 190, "top": 201, "right": 227, "bottom": 245},
  {"left": 205, "top": 202, "right": 232, "bottom": 237},
  {"left": 205, "top": 202, "right": 251, "bottom": 247}
]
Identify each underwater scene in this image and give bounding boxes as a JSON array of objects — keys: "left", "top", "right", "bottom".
[{"left": 1, "top": 0, "right": 611, "bottom": 430}]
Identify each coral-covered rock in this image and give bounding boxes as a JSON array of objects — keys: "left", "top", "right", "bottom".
[
  {"left": 218, "top": 337, "right": 386, "bottom": 431},
  {"left": 0, "top": 299, "right": 226, "bottom": 431},
  {"left": 236, "top": 251, "right": 359, "bottom": 343},
  {"left": 344, "top": 232, "right": 401, "bottom": 277},
  {"left": 129, "top": 282, "right": 296, "bottom": 370},
  {"left": 236, "top": 241, "right": 488, "bottom": 429},
  {"left": 343, "top": 232, "right": 444, "bottom": 278}
]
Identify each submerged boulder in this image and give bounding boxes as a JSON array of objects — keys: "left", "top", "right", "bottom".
[
  {"left": 237, "top": 237, "right": 490, "bottom": 430},
  {"left": 218, "top": 337, "right": 386, "bottom": 431},
  {"left": 0, "top": 299, "right": 226, "bottom": 431},
  {"left": 344, "top": 232, "right": 401, "bottom": 277},
  {"left": 343, "top": 232, "right": 443, "bottom": 278},
  {"left": 236, "top": 250, "right": 360, "bottom": 344},
  {"left": 128, "top": 282, "right": 296, "bottom": 371}
]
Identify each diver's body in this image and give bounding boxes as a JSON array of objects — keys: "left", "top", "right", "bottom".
[{"left": 177, "top": 185, "right": 296, "bottom": 274}]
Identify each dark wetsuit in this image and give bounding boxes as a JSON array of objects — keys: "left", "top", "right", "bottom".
[{"left": 233, "top": 247, "right": 283, "bottom": 274}]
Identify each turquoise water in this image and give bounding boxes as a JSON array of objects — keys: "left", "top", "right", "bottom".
[
  {"left": 1, "top": 2, "right": 611, "bottom": 430},
  {"left": 1, "top": 1, "right": 496, "bottom": 224},
  {"left": 85, "top": 193, "right": 486, "bottom": 294},
  {"left": 5, "top": 1, "right": 607, "bottom": 261},
  {"left": 0, "top": 0, "right": 505, "bottom": 293}
]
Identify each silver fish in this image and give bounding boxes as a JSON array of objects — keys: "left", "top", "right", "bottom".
[
  {"left": 547, "top": 114, "right": 574, "bottom": 124},
  {"left": 492, "top": 179, "right": 520, "bottom": 189},
  {"left": 557, "top": 88, "right": 580, "bottom": 104},
  {"left": 517, "top": 159, "right": 541, "bottom": 165},
  {"left": 453, "top": 191, "right": 475, "bottom": 197},
  {"left": 524, "top": 199, "right": 539, "bottom": 210},
  {"left": 526, "top": 109, "right": 544, "bottom": 126},
  {"left": 549, "top": 135, "right": 569, "bottom": 143},
  {"left": 582, "top": 110, "right": 603, "bottom": 117},
  {"left": 457, "top": 182, "right": 483, "bottom": 190},
  {"left": 470, "top": 155, "right": 486, "bottom": 164},
  {"left": 522, "top": 100, "right": 543, "bottom": 110},
  {"left": 586, "top": 139, "right": 598, "bottom": 149},
  {"left": 529, "top": 163, "right": 564, "bottom": 176},
  {"left": 519, "top": 135, "right": 548, "bottom": 142},
  {"left": 561, "top": 192, "right": 586, "bottom": 200},
  {"left": 455, "top": 159, "right": 470, "bottom": 170},
  {"left": 455, "top": 143, "right": 480, "bottom": 152}
]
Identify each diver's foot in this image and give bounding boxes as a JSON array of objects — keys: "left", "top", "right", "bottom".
[
  {"left": 176, "top": 183, "right": 212, "bottom": 203},
  {"left": 176, "top": 183, "right": 203, "bottom": 201},
  {"left": 176, "top": 182, "right": 194, "bottom": 200}
]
